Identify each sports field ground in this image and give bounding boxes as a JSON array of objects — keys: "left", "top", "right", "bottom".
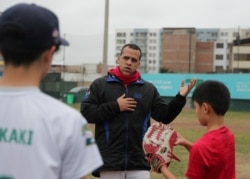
[{"left": 71, "top": 104, "right": 250, "bottom": 179}]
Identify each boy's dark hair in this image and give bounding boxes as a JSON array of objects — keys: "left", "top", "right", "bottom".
[
  {"left": 120, "top": 43, "right": 142, "bottom": 60},
  {"left": 192, "top": 80, "right": 230, "bottom": 115},
  {"left": 0, "top": 25, "right": 52, "bottom": 66}
]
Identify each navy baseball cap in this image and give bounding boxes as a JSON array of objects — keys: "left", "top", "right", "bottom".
[{"left": 0, "top": 3, "right": 69, "bottom": 49}]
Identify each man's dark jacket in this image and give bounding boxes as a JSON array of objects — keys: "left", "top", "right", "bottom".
[{"left": 80, "top": 74, "right": 186, "bottom": 173}]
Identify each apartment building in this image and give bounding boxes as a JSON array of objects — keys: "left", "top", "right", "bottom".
[
  {"left": 115, "top": 27, "right": 250, "bottom": 73},
  {"left": 196, "top": 28, "right": 237, "bottom": 72},
  {"left": 160, "top": 27, "right": 196, "bottom": 73},
  {"left": 244, "top": 28, "right": 250, "bottom": 38},
  {"left": 213, "top": 40, "right": 230, "bottom": 71},
  {"left": 196, "top": 28, "right": 220, "bottom": 41},
  {"left": 231, "top": 38, "right": 250, "bottom": 73},
  {"left": 195, "top": 41, "right": 214, "bottom": 73},
  {"left": 197, "top": 28, "right": 250, "bottom": 72}
]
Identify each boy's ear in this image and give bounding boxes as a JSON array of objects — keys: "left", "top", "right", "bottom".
[
  {"left": 41, "top": 46, "right": 56, "bottom": 64},
  {"left": 40, "top": 46, "right": 56, "bottom": 77},
  {"left": 202, "top": 102, "right": 214, "bottom": 114},
  {"left": 202, "top": 102, "right": 210, "bottom": 114}
]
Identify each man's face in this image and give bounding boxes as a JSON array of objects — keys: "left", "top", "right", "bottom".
[{"left": 117, "top": 46, "right": 140, "bottom": 76}]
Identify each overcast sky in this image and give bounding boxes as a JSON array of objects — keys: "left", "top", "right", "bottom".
[{"left": 1, "top": 0, "right": 250, "bottom": 65}]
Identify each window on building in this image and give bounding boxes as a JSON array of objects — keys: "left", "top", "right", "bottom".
[
  {"left": 216, "top": 55, "right": 223, "bottom": 60},
  {"left": 216, "top": 43, "right": 224, "bottom": 48},
  {"left": 135, "top": 32, "right": 147, "bottom": 37},
  {"left": 215, "top": 66, "right": 223, "bottom": 71},
  {"left": 116, "top": 33, "right": 126, "bottom": 37},
  {"left": 211, "top": 32, "right": 218, "bottom": 37},
  {"left": 142, "top": 53, "right": 146, "bottom": 58},
  {"left": 116, "top": 39, "right": 126, "bottom": 44},
  {"left": 233, "top": 32, "right": 239, "bottom": 37},
  {"left": 234, "top": 54, "right": 250, "bottom": 61}
]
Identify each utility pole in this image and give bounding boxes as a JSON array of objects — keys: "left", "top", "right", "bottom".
[
  {"left": 188, "top": 28, "right": 192, "bottom": 73},
  {"left": 102, "top": 0, "right": 109, "bottom": 76},
  {"left": 237, "top": 26, "right": 240, "bottom": 73}
]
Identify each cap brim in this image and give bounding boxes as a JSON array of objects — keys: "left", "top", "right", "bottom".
[{"left": 60, "top": 38, "right": 69, "bottom": 46}]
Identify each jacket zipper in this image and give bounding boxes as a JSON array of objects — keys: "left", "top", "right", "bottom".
[{"left": 124, "top": 87, "right": 129, "bottom": 170}]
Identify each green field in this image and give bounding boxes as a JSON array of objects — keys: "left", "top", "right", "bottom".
[{"left": 70, "top": 104, "right": 250, "bottom": 179}]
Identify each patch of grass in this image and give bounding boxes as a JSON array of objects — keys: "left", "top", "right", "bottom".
[{"left": 70, "top": 104, "right": 250, "bottom": 178}]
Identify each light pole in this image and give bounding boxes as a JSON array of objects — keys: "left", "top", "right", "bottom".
[
  {"left": 102, "top": 0, "right": 109, "bottom": 76},
  {"left": 188, "top": 28, "right": 192, "bottom": 73},
  {"left": 237, "top": 26, "right": 240, "bottom": 73}
]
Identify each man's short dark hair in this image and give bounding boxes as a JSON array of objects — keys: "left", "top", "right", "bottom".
[{"left": 120, "top": 43, "right": 142, "bottom": 60}]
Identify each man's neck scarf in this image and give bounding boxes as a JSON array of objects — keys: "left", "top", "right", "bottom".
[{"left": 108, "top": 66, "right": 140, "bottom": 86}]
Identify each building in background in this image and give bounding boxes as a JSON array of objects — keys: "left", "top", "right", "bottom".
[
  {"left": 213, "top": 40, "right": 230, "bottom": 72},
  {"left": 197, "top": 27, "right": 250, "bottom": 72},
  {"left": 195, "top": 41, "right": 214, "bottom": 73},
  {"left": 160, "top": 27, "right": 196, "bottom": 73},
  {"left": 196, "top": 28, "right": 220, "bottom": 42},
  {"left": 50, "top": 63, "right": 103, "bottom": 86},
  {"left": 231, "top": 38, "right": 250, "bottom": 73},
  {"left": 115, "top": 27, "right": 250, "bottom": 73},
  {"left": 1, "top": 27, "right": 249, "bottom": 82}
]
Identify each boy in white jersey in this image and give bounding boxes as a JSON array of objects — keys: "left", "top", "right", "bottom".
[{"left": 0, "top": 3, "right": 103, "bottom": 179}]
